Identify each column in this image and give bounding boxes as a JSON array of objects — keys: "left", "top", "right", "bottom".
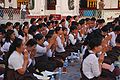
[{"left": 56, "top": 0, "right": 61, "bottom": 14}]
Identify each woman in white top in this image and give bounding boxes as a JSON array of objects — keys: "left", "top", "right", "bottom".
[
  {"left": 18, "top": 24, "right": 33, "bottom": 44},
  {"left": 1, "top": 30, "right": 16, "bottom": 53},
  {"left": 7, "top": 38, "right": 38, "bottom": 80},
  {"left": 81, "top": 38, "right": 104, "bottom": 80}
]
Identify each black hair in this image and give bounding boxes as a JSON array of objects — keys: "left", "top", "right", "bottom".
[
  {"left": 62, "top": 27, "right": 67, "bottom": 31},
  {"left": 91, "top": 17, "right": 96, "bottom": 21},
  {"left": 79, "top": 19, "right": 85, "bottom": 25},
  {"left": 28, "top": 25, "right": 37, "bottom": 36},
  {"left": 66, "top": 16, "right": 72, "bottom": 21},
  {"left": 73, "top": 16, "right": 77, "bottom": 20},
  {"left": 96, "top": 19, "right": 104, "bottom": 24},
  {"left": 13, "top": 22, "right": 20, "bottom": 28},
  {"left": 34, "top": 33, "right": 44, "bottom": 40},
  {"left": 49, "top": 15, "right": 54, "bottom": 20},
  {"left": 9, "top": 38, "right": 23, "bottom": 57},
  {"left": 55, "top": 27, "right": 62, "bottom": 33},
  {"left": 44, "top": 17, "right": 47, "bottom": 22},
  {"left": 116, "top": 34, "right": 120, "bottom": 43},
  {"left": 30, "top": 18, "right": 36, "bottom": 24},
  {"left": 85, "top": 18, "right": 90, "bottom": 22},
  {"left": 101, "top": 25, "right": 110, "bottom": 32},
  {"left": 60, "top": 19, "right": 65, "bottom": 24},
  {"left": 37, "top": 18, "right": 42, "bottom": 22},
  {"left": 45, "top": 30, "right": 54, "bottom": 40},
  {"left": 71, "top": 21, "right": 78, "bottom": 26},
  {"left": 70, "top": 25, "right": 77, "bottom": 32},
  {"left": 6, "top": 22, "right": 13, "bottom": 29},
  {"left": 26, "top": 39, "right": 37, "bottom": 47},
  {"left": 23, "top": 21, "right": 29, "bottom": 26},
  {"left": 88, "top": 38, "right": 102, "bottom": 50},
  {"left": 5, "top": 30, "right": 14, "bottom": 42},
  {"left": 55, "top": 21, "right": 59, "bottom": 25},
  {"left": 113, "top": 26, "right": 120, "bottom": 32},
  {"left": 47, "top": 22, "right": 52, "bottom": 26},
  {"left": 37, "top": 24, "right": 43, "bottom": 29}
]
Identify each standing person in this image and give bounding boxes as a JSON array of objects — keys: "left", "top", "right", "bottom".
[
  {"left": 98, "top": 0, "right": 105, "bottom": 18},
  {"left": 0, "top": 0, "right": 4, "bottom": 19},
  {"left": 8, "top": 0, "right": 13, "bottom": 20},
  {"left": 21, "top": 2, "right": 26, "bottom": 20}
]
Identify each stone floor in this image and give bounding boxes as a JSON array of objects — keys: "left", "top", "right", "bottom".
[
  {"left": 0, "top": 60, "right": 81, "bottom": 80},
  {"left": 55, "top": 60, "right": 81, "bottom": 80}
]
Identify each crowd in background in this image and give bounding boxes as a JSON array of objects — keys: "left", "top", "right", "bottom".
[{"left": 0, "top": 15, "right": 120, "bottom": 80}]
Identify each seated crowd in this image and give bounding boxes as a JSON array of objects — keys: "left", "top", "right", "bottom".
[{"left": 0, "top": 15, "right": 120, "bottom": 80}]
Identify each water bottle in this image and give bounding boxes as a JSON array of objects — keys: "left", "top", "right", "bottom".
[
  {"left": 71, "top": 52, "right": 74, "bottom": 63},
  {"left": 58, "top": 67, "right": 62, "bottom": 80},
  {"left": 78, "top": 50, "right": 80, "bottom": 59},
  {"left": 51, "top": 75, "right": 55, "bottom": 80},
  {"left": 63, "top": 58, "right": 68, "bottom": 73}
]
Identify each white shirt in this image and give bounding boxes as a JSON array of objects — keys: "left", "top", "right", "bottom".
[
  {"left": 14, "top": 29, "right": 19, "bottom": 37},
  {"left": 56, "top": 36, "right": 65, "bottom": 53},
  {"left": 44, "top": 41, "right": 53, "bottom": 57},
  {"left": 108, "top": 32, "right": 117, "bottom": 47},
  {"left": 65, "top": 21, "right": 70, "bottom": 35},
  {"left": 35, "top": 44, "right": 47, "bottom": 57},
  {"left": 21, "top": 4, "right": 26, "bottom": 11},
  {"left": 77, "top": 32, "right": 82, "bottom": 41},
  {"left": 69, "top": 33, "right": 77, "bottom": 45},
  {"left": 0, "top": 3, "right": 4, "bottom": 8},
  {"left": 82, "top": 50, "right": 101, "bottom": 79},
  {"left": 8, "top": 51, "right": 24, "bottom": 71},
  {"left": 1, "top": 42, "right": 11, "bottom": 52},
  {"left": 18, "top": 34, "right": 33, "bottom": 43}
]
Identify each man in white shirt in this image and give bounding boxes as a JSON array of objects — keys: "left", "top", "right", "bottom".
[{"left": 21, "top": 2, "right": 26, "bottom": 20}]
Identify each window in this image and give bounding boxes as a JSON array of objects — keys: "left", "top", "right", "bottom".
[{"left": 47, "top": 0, "right": 56, "bottom": 10}]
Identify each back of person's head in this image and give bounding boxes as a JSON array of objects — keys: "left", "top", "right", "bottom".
[
  {"left": 45, "top": 30, "right": 54, "bottom": 40},
  {"left": 26, "top": 39, "right": 37, "bottom": 47},
  {"left": 66, "top": 16, "right": 72, "bottom": 21},
  {"left": 34, "top": 33, "right": 44, "bottom": 40},
  {"left": 91, "top": 17, "right": 96, "bottom": 21},
  {"left": 30, "top": 18, "right": 36, "bottom": 24},
  {"left": 28, "top": 25, "right": 37, "bottom": 36},
  {"left": 101, "top": 25, "right": 110, "bottom": 33},
  {"left": 9, "top": 38, "right": 23, "bottom": 56},
  {"left": 116, "top": 34, "right": 120, "bottom": 43},
  {"left": 88, "top": 38, "right": 102, "bottom": 50},
  {"left": 113, "top": 26, "right": 120, "bottom": 32},
  {"left": 5, "top": 30, "right": 14, "bottom": 42},
  {"left": 79, "top": 19, "right": 85, "bottom": 25},
  {"left": 70, "top": 25, "right": 77, "bottom": 32},
  {"left": 71, "top": 21, "right": 78, "bottom": 26}
]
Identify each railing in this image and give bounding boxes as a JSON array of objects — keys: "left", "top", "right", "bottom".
[
  {"left": 79, "top": 8, "right": 120, "bottom": 22},
  {"left": 0, "top": 8, "right": 21, "bottom": 20}
]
